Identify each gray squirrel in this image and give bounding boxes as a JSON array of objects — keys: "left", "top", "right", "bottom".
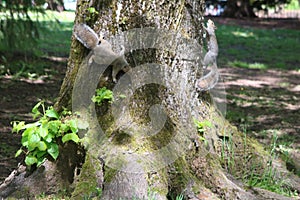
[
  {"left": 74, "top": 24, "right": 130, "bottom": 82},
  {"left": 198, "top": 19, "right": 219, "bottom": 91}
]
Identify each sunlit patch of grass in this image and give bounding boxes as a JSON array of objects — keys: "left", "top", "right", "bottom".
[
  {"left": 0, "top": 10, "right": 75, "bottom": 55},
  {"left": 216, "top": 23, "right": 300, "bottom": 70},
  {"left": 249, "top": 62, "right": 267, "bottom": 69},
  {"left": 35, "top": 11, "right": 75, "bottom": 56},
  {"left": 0, "top": 10, "right": 74, "bottom": 78},
  {"left": 232, "top": 31, "right": 255, "bottom": 38},
  {"left": 40, "top": 10, "right": 75, "bottom": 23},
  {"left": 37, "top": 21, "right": 74, "bottom": 56},
  {"left": 228, "top": 60, "right": 267, "bottom": 69}
]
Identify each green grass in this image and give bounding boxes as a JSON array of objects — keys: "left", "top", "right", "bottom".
[
  {"left": 244, "top": 133, "right": 298, "bottom": 197},
  {"left": 219, "top": 128, "right": 299, "bottom": 197},
  {"left": 36, "top": 11, "right": 75, "bottom": 56},
  {"left": 0, "top": 11, "right": 75, "bottom": 78},
  {"left": 0, "top": 10, "right": 74, "bottom": 55},
  {"left": 216, "top": 23, "right": 300, "bottom": 70}
]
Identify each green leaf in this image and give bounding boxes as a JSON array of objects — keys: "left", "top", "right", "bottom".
[
  {"left": 25, "top": 155, "right": 38, "bottom": 166},
  {"left": 88, "top": 7, "right": 97, "bottom": 14},
  {"left": 31, "top": 101, "right": 42, "bottom": 119},
  {"left": 15, "top": 149, "right": 23, "bottom": 157},
  {"left": 193, "top": 118, "right": 200, "bottom": 126},
  {"left": 68, "top": 119, "right": 78, "bottom": 133},
  {"left": 60, "top": 123, "right": 69, "bottom": 133},
  {"left": 91, "top": 95, "right": 97, "bottom": 103},
  {"left": 47, "top": 143, "right": 59, "bottom": 160},
  {"left": 61, "top": 108, "right": 72, "bottom": 116},
  {"left": 36, "top": 151, "right": 47, "bottom": 158},
  {"left": 22, "top": 126, "right": 36, "bottom": 137},
  {"left": 37, "top": 141, "right": 47, "bottom": 151},
  {"left": 92, "top": 87, "right": 114, "bottom": 105},
  {"left": 21, "top": 126, "right": 37, "bottom": 147},
  {"left": 27, "top": 133, "right": 40, "bottom": 151},
  {"left": 23, "top": 121, "right": 40, "bottom": 130},
  {"left": 44, "top": 133, "right": 54, "bottom": 143},
  {"left": 21, "top": 134, "right": 29, "bottom": 147},
  {"left": 12, "top": 121, "right": 25, "bottom": 133},
  {"left": 39, "top": 123, "right": 48, "bottom": 138},
  {"left": 37, "top": 157, "right": 46, "bottom": 167},
  {"left": 48, "top": 120, "right": 61, "bottom": 134},
  {"left": 199, "top": 136, "right": 208, "bottom": 146},
  {"left": 28, "top": 132, "right": 40, "bottom": 144},
  {"left": 45, "top": 107, "right": 59, "bottom": 119},
  {"left": 193, "top": 118, "right": 212, "bottom": 134},
  {"left": 62, "top": 133, "right": 79, "bottom": 143},
  {"left": 202, "top": 120, "right": 212, "bottom": 128}
]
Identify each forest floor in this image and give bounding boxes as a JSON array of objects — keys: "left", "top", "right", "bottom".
[{"left": 0, "top": 17, "right": 300, "bottom": 183}]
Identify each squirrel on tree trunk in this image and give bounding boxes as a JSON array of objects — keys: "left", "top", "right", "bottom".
[
  {"left": 74, "top": 24, "right": 130, "bottom": 83},
  {"left": 197, "top": 19, "right": 219, "bottom": 91}
]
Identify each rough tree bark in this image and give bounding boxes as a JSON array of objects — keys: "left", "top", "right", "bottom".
[{"left": 1, "top": 0, "right": 299, "bottom": 199}]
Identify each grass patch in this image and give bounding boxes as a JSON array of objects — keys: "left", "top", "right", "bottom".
[
  {"left": 229, "top": 60, "right": 267, "bottom": 69},
  {"left": 244, "top": 133, "right": 298, "bottom": 197},
  {"left": 216, "top": 23, "right": 300, "bottom": 70},
  {"left": 220, "top": 129, "right": 298, "bottom": 197},
  {"left": 0, "top": 11, "right": 75, "bottom": 78},
  {"left": 37, "top": 11, "right": 75, "bottom": 56}
]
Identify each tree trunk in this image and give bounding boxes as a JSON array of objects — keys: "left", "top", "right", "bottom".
[
  {"left": 222, "top": 0, "right": 257, "bottom": 18},
  {"left": 1, "top": 0, "right": 299, "bottom": 199}
]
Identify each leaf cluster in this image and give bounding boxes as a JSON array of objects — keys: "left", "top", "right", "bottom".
[
  {"left": 193, "top": 118, "right": 212, "bottom": 134},
  {"left": 193, "top": 118, "right": 212, "bottom": 146},
  {"left": 12, "top": 101, "right": 80, "bottom": 167},
  {"left": 91, "top": 87, "right": 114, "bottom": 105}
]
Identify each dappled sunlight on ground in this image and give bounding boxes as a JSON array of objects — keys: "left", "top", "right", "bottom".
[{"left": 221, "top": 66, "right": 300, "bottom": 149}]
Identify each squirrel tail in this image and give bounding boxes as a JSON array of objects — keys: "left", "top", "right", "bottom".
[
  {"left": 74, "top": 24, "right": 99, "bottom": 49},
  {"left": 197, "top": 62, "right": 219, "bottom": 91}
]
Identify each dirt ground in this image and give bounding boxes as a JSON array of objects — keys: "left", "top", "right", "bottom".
[
  {"left": 0, "top": 58, "right": 66, "bottom": 182},
  {"left": 0, "top": 18, "right": 299, "bottom": 183}
]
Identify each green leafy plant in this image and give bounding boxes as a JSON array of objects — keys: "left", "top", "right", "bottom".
[
  {"left": 193, "top": 119, "right": 212, "bottom": 133},
  {"left": 193, "top": 118, "right": 212, "bottom": 145},
  {"left": 12, "top": 101, "right": 80, "bottom": 167},
  {"left": 92, "top": 87, "right": 114, "bottom": 105}
]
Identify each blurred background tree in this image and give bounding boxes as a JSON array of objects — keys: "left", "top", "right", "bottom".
[{"left": 222, "top": 0, "right": 292, "bottom": 17}]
